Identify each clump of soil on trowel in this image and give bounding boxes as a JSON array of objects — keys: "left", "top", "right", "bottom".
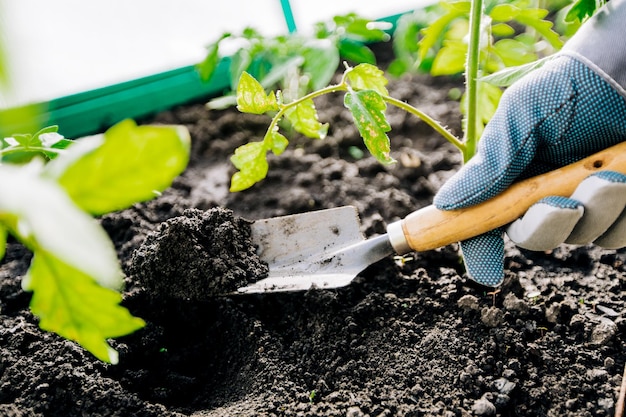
[{"left": 129, "top": 207, "right": 268, "bottom": 299}]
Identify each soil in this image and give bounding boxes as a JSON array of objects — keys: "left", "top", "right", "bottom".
[{"left": 1, "top": 44, "right": 625, "bottom": 417}]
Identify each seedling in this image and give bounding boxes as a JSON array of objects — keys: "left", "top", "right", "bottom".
[
  {"left": 228, "top": 0, "right": 598, "bottom": 191},
  {"left": 487, "top": 288, "right": 501, "bottom": 307},
  {"left": 0, "top": 120, "right": 190, "bottom": 363}
]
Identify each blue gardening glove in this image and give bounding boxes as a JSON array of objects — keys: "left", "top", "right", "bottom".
[{"left": 433, "top": 0, "right": 626, "bottom": 287}]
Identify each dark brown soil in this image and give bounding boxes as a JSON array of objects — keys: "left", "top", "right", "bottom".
[
  {"left": 129, "top": 207, "right": 268, "bottom": 299},
  {"left": 1, "top": 46, "right": 625, "bottom": 417}
]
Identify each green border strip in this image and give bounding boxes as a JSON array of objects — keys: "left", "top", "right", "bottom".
[{"left": 0, "top": 58, "right": 232, "bottom": 139}]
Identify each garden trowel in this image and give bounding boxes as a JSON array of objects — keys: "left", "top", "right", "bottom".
[{"left": 237, "top": 142, "right": 626, "bottom": 294}]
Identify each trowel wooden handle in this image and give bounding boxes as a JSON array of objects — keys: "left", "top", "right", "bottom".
[{"left": 392, "top": 141, "right": 626, "bottom": 253}]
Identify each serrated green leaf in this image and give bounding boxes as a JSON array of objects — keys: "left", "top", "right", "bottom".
[
  {"left": 47, "top": 119, "right": 190, "bottom": 216},
  {"left": 284, "top": 99, "right": 329, "bottom": 139},
  {"left": 514, "top": 12, "right": 563, "bottom": 49},
  {"left": 480, "top": 55, "right": 556, "bottom": 87},
  {"left": 565, "top": 0, "right": 602, "bottom": 23},
  {"left": 26, "top": 251, "right": 145, "bottom": 364},
  {"left": 431, "top": 40, "right": 467, "bottom": 76},
  {"left": 346, "top": 63, "right": 389, "bottom": 96},
  {"left": 230, "top": 141, "right": 269, "bottom": 191},
  {"left": 236, "top": 72, "right": 279, "bottom": 114},
  {"left": 344, "top": 90, "right": 394, "bottom": 164},
  {"left": 0, "top": 163, "right": 122, "bottom": 290}
]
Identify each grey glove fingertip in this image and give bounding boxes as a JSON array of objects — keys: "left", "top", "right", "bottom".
[
  {"left": 565, "top": 171, "right": 626, "bottom": 244},
  {"left": 594, "top": 205, "right": 626, "bottom": 248},
  {"left": 459, "top": 230, "right": 505, "bottom": 287},
  {"left": 507, "top": 196, "right": 583, "bottom": 251}
]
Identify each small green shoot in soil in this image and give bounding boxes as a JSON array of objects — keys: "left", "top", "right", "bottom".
[{"left": 0, "top": 120, "right": 190, "bottom": 363}]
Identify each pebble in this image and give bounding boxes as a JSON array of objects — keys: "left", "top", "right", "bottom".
[
  {"left": 472, "top": 397, "right": 496, "bottom": 416},
  {"left": 493, "top": 377, "right": 516, "bottom": 395},
  {"left": 346, "top": 406, "right": 364, "bottom": 417},
  {"left": 457, "top": 294, "right": 480, "bottom": 311},
  {"left": 503, "top": 293, "right": 529, "bottom": 315},
  {"left": 590, "top": 320, "right": 617, "bottom": 346},
  {"left": 481, "top": 307, "right": 503, "bottom": 327}
]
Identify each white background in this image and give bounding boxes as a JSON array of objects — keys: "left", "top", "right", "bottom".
[{"left": 0, "top": 0, "right": 432, "bottom": 108}]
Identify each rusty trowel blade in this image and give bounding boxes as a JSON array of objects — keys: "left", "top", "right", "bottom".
[{"left": 238, "top": 206, "right": 394, "bottom": 294}]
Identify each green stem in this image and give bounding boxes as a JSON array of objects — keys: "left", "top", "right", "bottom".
[
  {"left": 463, "top": 0, "right": 484, "bottom": 162},
  {"left": 383, "top": 95, "right": 464, "bottom": 151},
  {"left": 0, "top": 146, "right": 65, "bottom": 157}
]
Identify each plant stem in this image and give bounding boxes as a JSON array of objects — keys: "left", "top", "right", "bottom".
[
  {"left": 0, "top": 146, "right": 66, "bottom": 158},
  {"left": 383, "top": 95, "right": 463, "bottom": 150},
  {"left": 463, "top": 0, "right": 484, "bottom": 162}
]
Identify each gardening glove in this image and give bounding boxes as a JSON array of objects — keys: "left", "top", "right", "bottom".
[{"left": 433, "top": 0, "right": 626, "bottom": 287}]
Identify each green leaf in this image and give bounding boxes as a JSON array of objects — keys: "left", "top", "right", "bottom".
[
  {"left": 236, "top": 72, "right": 279, "bottom": 114},
  {"left": 431, "top": 40, "right": 466, "bottom": 76},
  {"left": 461, "top": 82, "right": 502, "bottom": 137},
  {"left": 418, "top": 1, "right": 470, "bottom": 60},
  {"left": 480, "top": 55, "right": 556, "bottom": 87},
  {"left": 267, "top": 128, "right": 289, "bottom": 155},
  {"left": 197, "top": 33, "right": 231, "bottom": 82},
  {"left": 565, "top": 0, "right": 602, "bottom": 23},
  {"left": 302, "top": 40, "right": 341, "bottom": 91},
  {"left": 230, "top": 141, "right": 269, "bottom": 192},
  {"left": 493, "top": 39, "right": 536, "bottom": 67},
  {"left": 25, "top": 251, "right": 145, "bottom": 364},
  {"left": 0, "top": 225, "right": 6, "bottom": 261},
  {"left": 229, "top": 48, "right": 253, "bottom": 91},
  {"left": 489, "top": 4, "right": 520, "bottom": 21},
  {"left": 346, "top": 63, "right": 389, "bottom": 96},
  {"left": 491, "top": 23, "right": 515, "bottom": 37},
  {"left": 514, "top": 11, "right": 563, "bottom": 49},
  {"left": 284, "top": 99, "right": 329, "bottom": 139},
  {"left": 0, "top": 163, "right": 122, "bottom": 290},
  {"left": 338, "top": 40, "right": 376, "bottom": 65},
  {"left": 344, "top": 90, "right": 394, "bottom": 164},
  {"left": 48, "top": 120, "right": 190, "bottom": 216},
  {"left": 334, "top": 13, "right": 390, "bottom": 42}
]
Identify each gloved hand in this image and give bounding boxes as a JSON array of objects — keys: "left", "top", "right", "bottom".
[{"left": 433, "top": 54, "right": 626, "bottom": 287}]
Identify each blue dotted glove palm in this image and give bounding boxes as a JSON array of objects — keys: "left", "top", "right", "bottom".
[{"left": 434, "top": 55, "right": 626, "bottom": 287}]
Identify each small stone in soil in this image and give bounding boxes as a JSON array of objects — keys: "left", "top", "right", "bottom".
[{"left": 129, "top": 207, "right": 268, "bottom": 299}]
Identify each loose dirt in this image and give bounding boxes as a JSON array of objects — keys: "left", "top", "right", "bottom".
[{"left": 0, "top": 45, "right": 625, "bottom": 417}]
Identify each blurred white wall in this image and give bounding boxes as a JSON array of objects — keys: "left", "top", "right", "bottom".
[{"left": 0, "top": 0, "right": 430, "bottom": 108}]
